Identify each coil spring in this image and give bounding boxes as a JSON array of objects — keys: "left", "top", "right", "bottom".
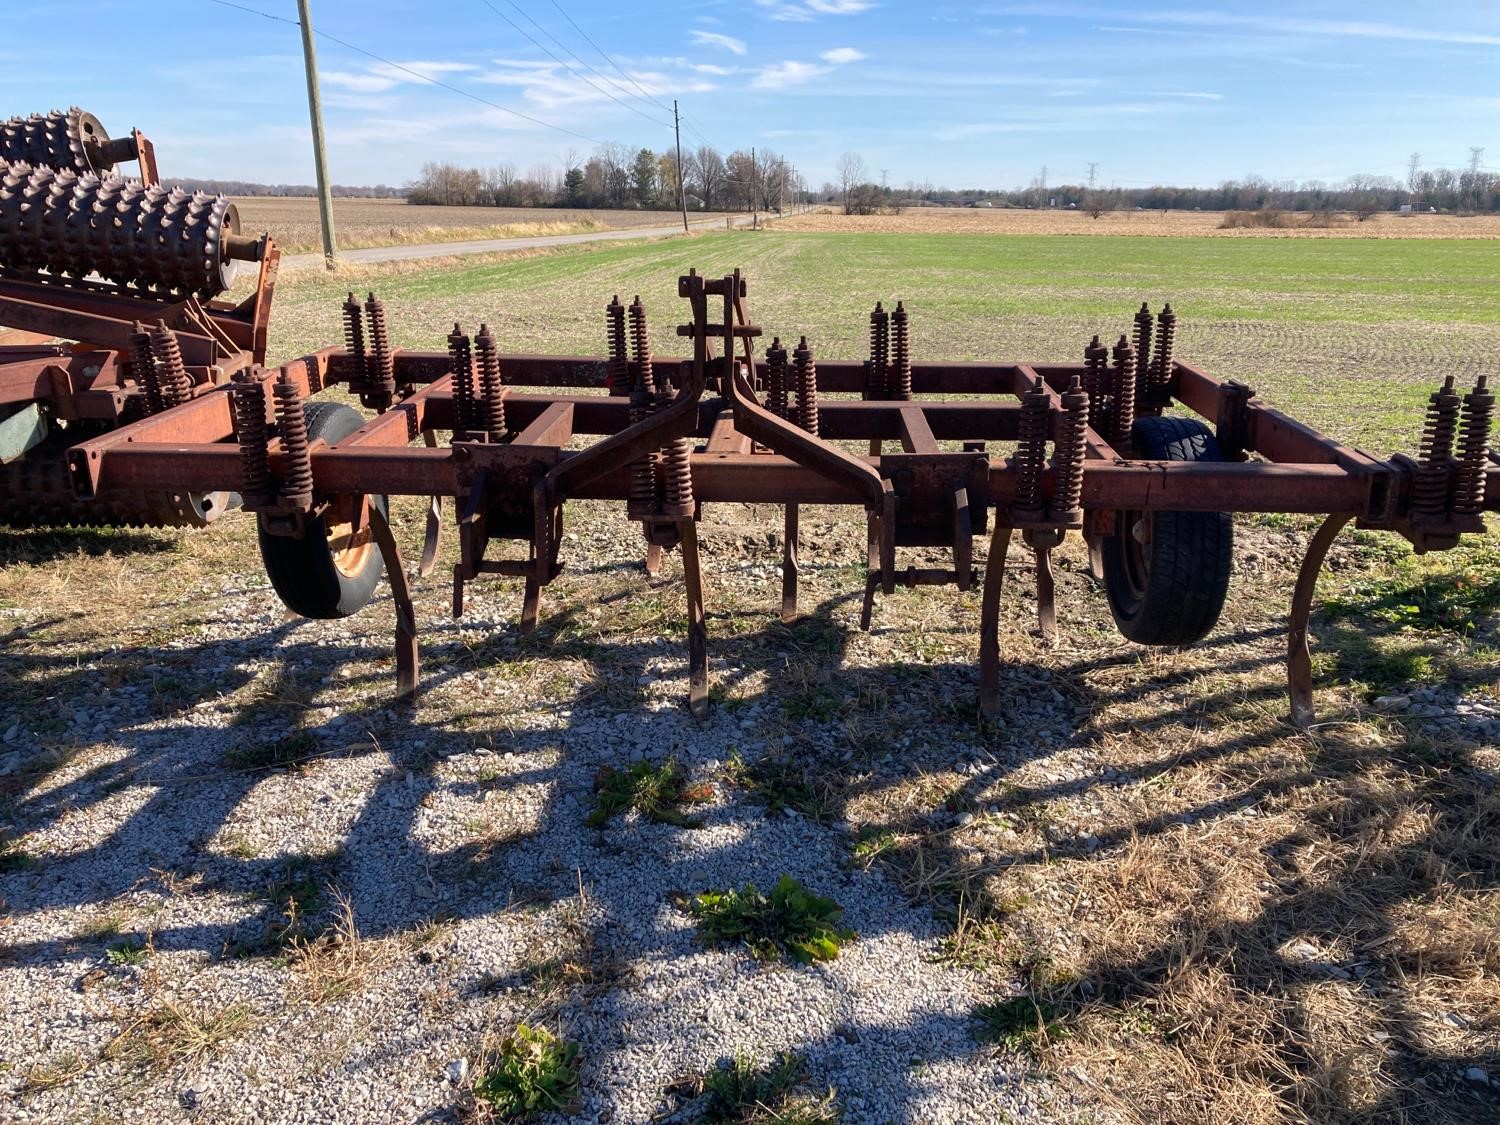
[
  {"left": 605, "top": 296, "right": 628, "bottom": 395},
  {"left": 1413, "top": 376, "right": 1461, "bottom": 516},
  {"left": 1149, "top": 304, "right": 1176, "bottom": 391},
  {"left": 343, "top": 292, "right": 368, "bottom": 394},
  {"left": 1054, "top": 374, "right": 1089, "bottom": 516},
  {"left": 793, "top": 336, "right": 819, "bottom": 435},
  {"left": 1133, "top": 302, "right": 1154, "bottom": 400},
  {"left": 149, "top": 322, "right": 192, "bottom": 408},
  {"left": 129, "top": 322, "right": 164, "bottom": 415},
  {"left": 363, "top": 293, "right": 395, "bottom": 400},
  {"left": 891, "top": 301, "right": 912, "bottom": 401},
  {"left": 1014, "top": 386, "right": 1049, "bottom": 513},
  {"left": 1111, "top": 335, "right": 1137, "bottom": 448},
  {"left": 447, "top": 323, "right": 477, "bottom": 432},
  {"left": 868, "top": 302, "right": 889, "bottom": 399},
  {"left": 663, "top": 435, "right": 694, "bottom": 516},
  {"left": 623, "top": 297, "right": 657, "bottom": 515},
  {"left": 475, "top": 323, "right": 506, "bottom": 440},
  {"left": 272, "top": 372, "right": 313, "bottom": 509},
  {"left": 1454, "top": 375, "right": 1494, "bottom": 516},
  {"left": 231, "top": 372, "right": 272, "bottom": 504},
  {"left": 1083, "top": 334, "right": 1108, "bottom": 434},
  {"left": 629, "top": 297, "right": 654, "bottom": 396},
  {"left": 765, "top": 337, "right": 789, "bottom": 419}
]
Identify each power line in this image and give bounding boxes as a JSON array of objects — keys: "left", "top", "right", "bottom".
[
  {"left": 546, "top": 0, "right": 675, "bottom": 115},
  {"left": 504, "top": 0, "right": 665, "bottom": 116},
  {"left": 205, "top": 0, "right": 608, "bottom": 145},
  {"left": 478, "top": 0, "right": 673, "bottom": 130}
]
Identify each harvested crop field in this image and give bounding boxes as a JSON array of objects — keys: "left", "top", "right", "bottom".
[
  {"left": 234, "top": 197, "right": 732, "bottom": 255},
  {"left": 2, "top": 228, "right": 1497, "bottom": 1125},
  {"left": 773, "top": 207, "right": 1500, "bottom": 239}
]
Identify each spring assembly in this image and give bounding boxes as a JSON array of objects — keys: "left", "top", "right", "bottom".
[
  {"left": 625, "top": 298, "right": 657, "bottom": 519},
  {"left": 1110, "top": 335, "right": 1137, "bottom": 448},
  {"left": 1454, "top": 375, "right": 1494, "bottom": 516},
  {"left": 891, "top": 301, "right": 912, "bottom": 401},
  {"left": 148, "top": 321, "right": 192, "bottom": 408},
  {"left": 606, "top": 296, "right": 629, "bottom": 395},
  {"left": 1082, "top": 334, "right": 1109, "bottom": 434},
  {"left": 231, "top": 371, "right": 273, "bottom": 508},
  {"left": 343, "top": 292, "right": 369, "bottom": 396},
  {"left": 447, "top": 323, "right": 478, "bottom": 433},
  {"left": 765, "top": 337, "right": 789, "bottom": 420},
  {"left": 1413, "top": 376, "right": 1461, "bottom": 516},
  {"left": 129, "top": 322, "right": 165, "bottom": 415},
  {"left": 793, "top": 336, "right": 819, "bottom": 435},
  {"left": 271, "top": 371, "right": 314, "bottom": 511},
  {"left": 661, "top": 354, "right": 694, "bottom": 520},
  {"left": 1133, "top": 303, "right": 1154, "bottom": 401},
  {"left": 363, "top": 293, "right": 396, "bottom": 404},
  {"left": 1013, "top": 385, "right": 1050, "bottom": 516},
  {"left": 474, "top": 323, "right": 506, "bottom": 441},
  {"left": 1053, "top": 374, "right": 1089, "bottom": 519},
  {"left": 1148, "top": 304, "right": 1176, "bottom": 393},
  {"left": 868, "top": 302, "right": 890, "bottom": 399}
]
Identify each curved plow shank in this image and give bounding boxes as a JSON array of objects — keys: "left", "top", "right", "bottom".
[{"left": 1288, "top": 513, "right": 1352, "bottom": 728}]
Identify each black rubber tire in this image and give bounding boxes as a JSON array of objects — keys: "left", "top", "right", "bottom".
[
  {"left": 258, "top": 402, "right": 385, "bottom": 619},
  {"left": 1103, "top": 416, "right": 1233, "bottom": 645}
]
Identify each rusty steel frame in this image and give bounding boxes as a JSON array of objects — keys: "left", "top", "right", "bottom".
[{"left": 32, "top": 268, "right": 1500, "bottom": 725}]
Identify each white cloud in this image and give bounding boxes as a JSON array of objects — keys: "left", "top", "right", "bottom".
[
  {"left": 475, "top": 58, "right": 714, "bottom": 112},
  {"left": 690, "top": 30, "right": 748, "bottom": 55},
  {"left": 820, "top": 47, "right": 866, "bottom": 63},
  {"left": 989, "top": 5, "right": 1500, "bottom": 46},
  {"left": 322, "top": 60, "right": 477, "bottom": 94},
  {"left": 752, "top": 60, "right": 829, "bottom": 88},
  {"left": 757, "top": 0, "right": 872, "bottom": 20},
  {"left": 807, "top": 0, "right": 874, "bottom": 12}
]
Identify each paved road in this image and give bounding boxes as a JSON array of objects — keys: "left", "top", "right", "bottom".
[{"left": 280, "top": 213, "right": 762, "bottom": 270}]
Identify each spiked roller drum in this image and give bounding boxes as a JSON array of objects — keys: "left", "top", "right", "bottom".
[
  {"left": 0, "top": 162, "right": 259, "bottom": 297},
  {"left": 0, "top": 107, "right": 134, "bottom": 177},
  {"left": 0, "top": 446, "right": 232, "bottom": 529}
]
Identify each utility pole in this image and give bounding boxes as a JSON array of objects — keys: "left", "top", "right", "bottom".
[
  {"left": 1086, "top": 162, "right": 1098, "bottom": 189},
  {"left": 1469, "top": 146, "right": 1484, "bottom": 175},
  {"left": 296, "top": 0, "right": 338, "bottom": 270},
  {"left": 673, "top": 99, "right": 688, "bottom": 233},
  {"left": 750, "top": 146, "right": 757, "bottom": 226}
]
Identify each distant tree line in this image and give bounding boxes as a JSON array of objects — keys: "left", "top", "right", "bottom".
[
  {"left": 170, "top": 179, "right": 404, "bottom": 198},
  {"left": 405, "top": 143, "right": 803, "bottom": 212},
  {"left": 837, "top": 164, "right": 1500, "bottom": 216}
]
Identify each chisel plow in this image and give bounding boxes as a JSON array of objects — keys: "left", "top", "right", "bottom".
[{"left": 45, "top": 263, "right": 1496, "bottom": 725}]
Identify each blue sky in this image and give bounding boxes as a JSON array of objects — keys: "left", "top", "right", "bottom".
[{"left": 1, "top": 1, "right": 1495, "bottom": 190}]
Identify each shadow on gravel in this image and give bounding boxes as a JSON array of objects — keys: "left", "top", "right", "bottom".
[
  {"left": 0, "top": 524, "right": 179, "bottom": 567},
  {"left": 3, "top": 558, "right": 1497, "bottom": 1122}
]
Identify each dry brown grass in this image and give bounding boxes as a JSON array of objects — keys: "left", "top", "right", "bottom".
[
  {"left": 773, "top": 207, "right": 1500, "bottom": 239},
  {"left": 104, "top": 998, "right": 255, "bottom": 1072},
  {"left": 235, "top": 197, "right": 729, "bottom": 254},
  {"left": 834, "top": 522, "right": 1500, "bottom": 1125},
  {"left": 286, "top": 887, "right": 388, "bottom": 1004}
]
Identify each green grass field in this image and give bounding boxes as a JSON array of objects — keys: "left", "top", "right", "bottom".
[{"left": 275, "top": 229, "right": 1500, "bottom": 451}]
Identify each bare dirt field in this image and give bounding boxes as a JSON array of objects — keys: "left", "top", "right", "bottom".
[
  {"left": 773, "top": 207, "right": 1500, "bottom": 239},
  {"left": 235, "top": 197, "right": 733, "bottom": 255}
]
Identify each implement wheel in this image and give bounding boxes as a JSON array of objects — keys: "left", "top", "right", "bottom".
[
  {"left": 258, "top": 402, "right": 385, "bottom": 619},
  {"left": 1103, "top": 416, "right": 1232, "bottom": 645}
]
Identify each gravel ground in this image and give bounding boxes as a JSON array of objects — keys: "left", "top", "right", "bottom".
[{"left": 0, "top": 499, "right": 1095, "bottom": 1124}]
